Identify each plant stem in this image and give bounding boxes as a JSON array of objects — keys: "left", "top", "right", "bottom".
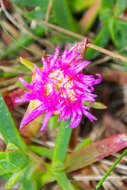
[
  {"left": 52, "top": 119, "right": 75, "bottom": 190},
  {"left": 52, "top": 119, "right": 72, "bottom": 165},
  {"left": 40, "top": 20, "right": 127, "bottom": 63},
  {"left": 56, "top": 172, "right": 75, "bottom": 190},
  {"left": 96, "top": 148, "right": 127, "bottom": 189}
]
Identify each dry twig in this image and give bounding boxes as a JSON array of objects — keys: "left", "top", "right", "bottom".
[
  {"left": 40, "top": 20, "right": 127, "bottom": 63},
  {"left": 45, "top": 0, "right": 53, "bottom": 22}
]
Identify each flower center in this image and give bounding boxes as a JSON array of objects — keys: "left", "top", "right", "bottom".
[{"left": 45, "top": 69, "right": 76, "bottom": 101}]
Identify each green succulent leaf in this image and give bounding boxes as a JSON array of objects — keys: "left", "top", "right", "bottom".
[
  {"left": 83, "top": 101, "right": 107, "bottom": 109},
  {"left": 74, "top": 138, "right": 92, "bottom": 151},
  {"left": 65, "top": 133, "right": 127, "bottom": 172},
  {"left": 20, "top": 57, "right": 35, "bottom": 72},
  {"left": 7, "top": 151, "right": 29, "bottom": 169},
  {"left": 29, "top": 145, "right": 53, "bottom": 159},
  {"left": 0, "top": 161, "right": 17, "bottom": 172},
  {"left": 0, "top": 94, "right": 27, "bottom": 151}
]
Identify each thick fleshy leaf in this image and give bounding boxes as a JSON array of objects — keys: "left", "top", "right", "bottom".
[
  {"left": 65, "top": 133, "right": 127, "bottom": 172},
  {"left": 19, "top": 100, "right": 44, "bottom": 137},
  {"left": 83, "top": 101, "right": 107, "bottom": 109},
  {"left": 7, "top": 150, "right": 29, "bottom": 169},
  {"left": 0, "top": 94, "right": 27, "bottom": 151},
  {"left": 20, "top": 57, "right": 35, "bottom": 72},
  {"left": 0, "top": 160, "right": 17, "bottom": 172},
  {"left": 74, "top": 138, "right": 92, "bottom": 151},
  {"left": 29, "top": 145, "right": 53, "bottom": 159}
]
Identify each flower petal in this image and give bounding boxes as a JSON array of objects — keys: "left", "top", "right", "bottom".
[
  {"left": 40, "top": 111, "right": 53, "bottom": 132},
  {"left": 75, "top": 61, "right": 91, "bottom": 73},
  {"left": 19, "top": 77, "right": 32, "bottom": 89},
  {"left": 20, "top": 104, "right": 46, "bottom": 128},
  {"left": 83, "top": 110, "right": 97, "bottom": 122}
]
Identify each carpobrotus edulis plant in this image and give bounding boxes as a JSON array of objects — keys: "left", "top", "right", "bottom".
[{"left": 1, "top": 38, "right": 127, "bottom": 190}]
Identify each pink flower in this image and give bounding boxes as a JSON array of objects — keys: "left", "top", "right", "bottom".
[{"left": 19, "top": 39, "right": 102, "bottom": 132}]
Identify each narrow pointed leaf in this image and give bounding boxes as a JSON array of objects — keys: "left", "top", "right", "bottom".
[
  {"left": 74, "top": 138, "right": 92, "bottom": 151},
  {"left": 0, "top": 94, "right": 27, "bottom": 151},
  {"left": 65, "top": 133, "right": 127, "bottom": 172},
  {"left": 19, "top": 100, "right": 44, "bottom": 137},
  {"left": 7, "top": 150, "right": 29, "bottom": 169},
  {"left": 84, "top": 101, "right": 107, "bottom": 109},
  {"left": 20, "top": 57, "right": 35, "bottom": 72},
  {"left": 29, "top": 145, "right": 53, "bottom": 159}
]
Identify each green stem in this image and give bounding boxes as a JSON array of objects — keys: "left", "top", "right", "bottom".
[
  {"left": 52, "top": 119, "right": 72, "bottom": 165},
  {"left": 96, "top": 148, "right": 127, "bottom": 189},
  {"left": 52, "top": 119, "right": 75, "bottom": 190},
  {"left": 56, "top": 172, "right": 75, "bottom": 190}
]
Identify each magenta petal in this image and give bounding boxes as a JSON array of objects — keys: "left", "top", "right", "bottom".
[
  {"left": 70, "top": 111, "right": 77, "bottom": 128},
  {"left": 94, "top": 74, "right": 102, "bottom": 84},
  {"left": 64, "top": 110, "right": 71, "bottom": 121},
  {"left": 83, "top": 110, "right": 97, "bottom": 122},
  {"left": 74, "top": 80, "right": 86, "bottom": 90},
  {"left": 75, "top": 61, "right": 91, "bottom": 73},
  {"left": 58, "top": 110, "right": 66, "bottom": 122},
  {"left": 19, "top": 77, "right": 32, "bottom": 89},
  {"left": 40, "top": 111, "right": 53, "bottom": 132},
  {"left": 42, "top": 57, "right": 49, "bottom": 72},
  {"left": 70, "top": 114, "right": 82, "bottom": 128},
  {"left": 34, "top": 65, "right": 42, "bottom": 81},
  {"left": 50, "top": 48, "right": 60, "bottom": 68},
  {"left": 19, "top": 38, "right": 102, "bottom": 132},
  {"left": 20, "top": 104, "right": 46, "bottom": 128}
]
